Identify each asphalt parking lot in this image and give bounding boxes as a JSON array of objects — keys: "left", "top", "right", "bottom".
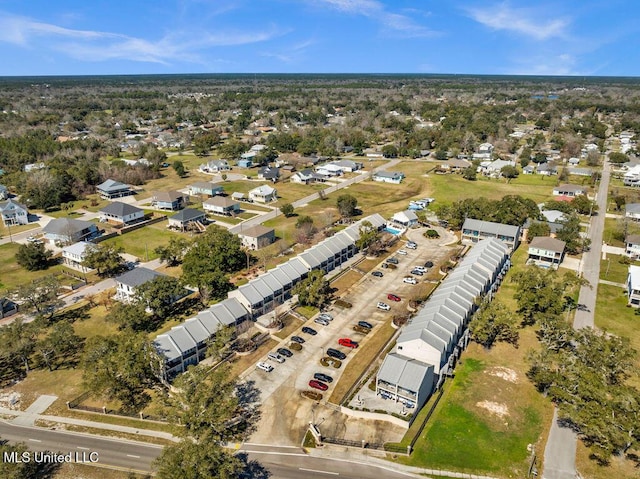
[{"left": 245, "top": 226, "right": 458, "bottom": 445}]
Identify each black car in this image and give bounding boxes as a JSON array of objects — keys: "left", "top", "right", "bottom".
[
  {"left": 314, "top": 373, "right": 334, "bottom": 383},
  {"left": 424, "top": 261, "right": 434, "bottom": 268},
  {"left": 386, "top": 257, "right": 399, "bottom": 265},
  {"left": 302, "top": 326, "right": 317, "bottom": 336},
  {"left": 277, "top": 347, "right": 293, "bottom": 358},
  {"left": 372, "top": 270, "right": 384, "bottom": 277},
  {"left": 291, "top": 335, "right": 305, "bottom": 344},
  {"left": 326, "top": 348, "right": 346, "bottom": 360},
  {"left": 357, "top": 320, "right": 373, "bottom": 329},
  {"left": 411, "top": 269, "right": 424, "bottom": 276}
]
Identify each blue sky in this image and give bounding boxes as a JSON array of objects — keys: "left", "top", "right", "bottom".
[{"left": 0, "top": 0, "right": 638, "bottom": 76}]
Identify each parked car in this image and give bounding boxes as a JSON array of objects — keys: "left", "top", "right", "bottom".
[
  {"left": 397, "top": 249, "right": 408, "bottom": 255},
  {"left": 410, "top": 269, "right": 424, "bottom": 276},
  {"left": 318, "top": 312, "right": 333, "bottom": 321},
  {"left": 406, "top": 241, "right": 417, "bottom": 249},
  {"left": 309, "top": 380, "right": 329, "bottom": 391},
  {"left": 377, "top": 302, "right": 390, "bottom": 311},
  {"left": 326, "top": 348, "right": 347, "bottom": 360},
  {"left": 267, "top": 352, "right": 285, "bottom": 363},
  {"left": 302, "top": 326, "right": 317, "bottom": 335},
  {"left": 387, "top": 293, "right": 401, "bottom": 302},
  {"left": 338, "top": 338, "right": 359, "bottom": 348},
  {"left": 314, "top": 372, "right": 333, "bottom": 383},
  {"left": 256, "top": 361, "right": 273, "bottom": 372},
  {"left": 403, "top": 277, "right": 417, "bottom": 285},
  {"left": 314, "top": 317, "right": 330, "bottom": 326},
  {"left": 413, "top": 266, "right": 427, "bottom": 273},
  {"left": 291, "top": 335, "right": 305, "bottom": 344},
  {"left": 372, "top": 270, "right": 384, "bottom": 277},
  {"left": 357, "top": 320, "right": 373, "bottom": 329},
  {"left": 424, "top": 260, "right": 434, "bottom": 268},
  {"left": 277, "top": 347, "right": 293, "bottom": 358},
  {"left": 386, "top": 257, "right": 399, "bottom": 265}
]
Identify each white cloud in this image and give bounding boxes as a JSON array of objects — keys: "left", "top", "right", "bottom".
[
  {"left": 313, "top": 0, "right": 436, "bottom": 37},
  {"left": 467, "top": 3, "right": 569, "bottom": 41},
  {"left": 260, "top": 38, "right": 316, "bottom": 64},
  {"left": 0, "top": 12, "right": 281, "bottom": 65},
  {"left": 507, "top": 53, "right": 584, "bottom": 76}
]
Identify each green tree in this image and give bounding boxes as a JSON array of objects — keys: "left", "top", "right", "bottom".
[
  {"left": 15, "top": 242, "right": 53, "bottom": 271},
  {"left": 82, "top": 333, "right": 160, "bottom": 411},
  {"left": 155, "top": 440, "right": 242, "bottom": 479},
  {"left": 154, "top": 237, "right": 189, "bottom": 267},
  {"left": 612, "top": 194, "right": 626, "bottom": 211},
  {"left": 280, "top": 203, "right": 295, "bottom": 217},
  {"left": 572, "top": 194, "right": 597, "bottom": 215},
  {"left": 172, "top": 160, "right": 186, "bottom": 177},
  {"left": 608, "top": 152, "right": 629, "bottom": 164},
  {"left": 500, "top": 165, "right": 519, "bottom": 179},
  {"left": 82, "top": 243, "right": 125, "bottom": 277},
  {"left": 462, "top": 166, "right": 477, "bottom": 181},
  {"left": 355, "top": 220, "right": 381, "bottom": 251},
  {"left": 336, "top": 194, "right": 358, "bottom": 218},
  {"left": 382, "top": 144, "right": 398, "bottom": 158},
  {"left": 136, "top": 275, "right": 184, "bottom": 319},
  {"left": 293, "top": 270, "right": 330, "bottom": 308},
  {"left": 470, "top": 301, "right": 519, "bottom": 349},
  {"left": 295, "top": 215, "right": 314, "bottom": 229},
  {"left": 527, "top": 221, "right": 551, "bottom": 241},
  {"left": 0, "top": 440, "right": 51, "bottom": 479},
  {"left": 1, "top": 318, "right": 37, "bottom": 374},
  {"left": 15, "top": 276, "right": 62, "bottom": 319},
  {"left": 106, "top": 301, "right": 152, "bottom": 332},
  {"left": 556, "top": 214, "right": 584, "bottom": 254},
  {"left": 36, "top": 321, "right": 82, "bottom": 371}
]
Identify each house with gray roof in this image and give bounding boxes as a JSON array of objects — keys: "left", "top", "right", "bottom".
[
  {"left": 527, "top": 236, "right": 566, "bottom": 269},
  {"left": 0, "top": 184, "right": 8, "bottom": 200},
  {"left": 97, "top": 179, "right": 133, "bottom": 199},
  {"left": 203, "top": 196, "right": 240, "bottom": 215},
  {"left": 552, "top": 184, "right": 587, "bottom": 197},
  {"left": 461, "top": 218, "right": 521, "bottom": 251},
  {"left": 62, "top": 241, "right": 97, "bottom": 272},
  {"left": 291, "top": 168, "right": 326, "bottom": 184},
  {"left": 115, "top": 267, "right": 165, "bottom": 303},
  {"left": 238, "top": 225, "right": 275, "bottom": 250},
  {"left": 0, "top": 198, "right": 29, "bottom": 226},
  {"left": 626, "top": 234, "right": 640, "bottom": 259},
  {"left": 189, "top": 181, "right": 223, "bottom": 197},
  {"left": 625, "top": 203, "right": 640, "bottom": 221},
  {"left": 372, "top": 171, "right": 404, "bottom": 184},
  {"left": 199, "top": 159, "right": 230, "bottom": 174},
  {"left": 151, "top": 190, "right": 185, "bottom": 211},
  {"left": 167, "top": 208, "right": 206, "bottom": 231},
  {"left": 248, "top": 184, "right": 277, "bottom": 203},
  {"left": 377, "top": 238, "right": 510, "bottom": 410},
  {"left": 43, "top": 217, "right": 100, "bottom": 244},
  {"left": 99, "top": 202, "right": 144, "bottom": 226},
  {"left": 331, "top": 159, "right": 363, "bottom": 173}
]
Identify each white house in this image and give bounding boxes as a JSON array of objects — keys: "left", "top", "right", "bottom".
[
  {"left": 99, "top": 202, "right": 144, "bottom": 226},
  {"left": 115, "top": 267, "right": 165, "bottom": 303},
  {"left": 291, "top": 168, "right": 325, "bottom": 184},
  {"left": 199, "top": 159, "right": 230, "bottom": 174},
  {"left": 331, "top": 159, "right": 362, "bottom": 173},
  {"left": 0, "top": 198, "right": 29, "bottom": 226},
  {"left": 552, "top": 184, "right": 587, "bottom": 197},
  {"left": 625, "top": 234, "right": 640, "bottom": 259},
  {"left": 315, "top": 163, "right": 343, "bottom": 177},
  {"left": 43, "top": 218, "right": 100, "bottom": 244},
  {"left": 62, "top": 241, "right": 97, "bottom": 272},
  {"left": 527, "top": 236, "right": 566, "bottom": 269},
  {"left": 625, "top": 203, "right": 640, "bottom": 221},
  {"left": 0, "top": 184, "right": 8, "bottom": 200},
  {"left": 238, "top": 225, "right": 276, "bottom": 250},
  {"left": 372, "top": 171, "right": 404, "bottom": 184},
  {"left": 627, "top": 265, "right": 640, "bottom": 307},
  {"left": 248, "top": 185, "right": 277, "bottom": 203},
  {"left": 391, "top": 210, "right": 419, "bottom": 227},
  {"left": 203, "top": 196, "right": 240, "bottom": 215}
]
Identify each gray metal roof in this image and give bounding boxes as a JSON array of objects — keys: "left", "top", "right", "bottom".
[
  {"left": 43, "top": 218, "right": 96, "bottom": 235},
  {"left": 100, "top": 201, "right": 142, "bottom": 217},
  {"left": 153, "top": 334, "right": 182, "bottom": 362},
  {"left": 170, "top": 208, "right": 205, "bottom": 223},
  {"left": 167, "top": 327, "right": 197, "bottom": 353},
  {"left": 299, "top": 250, "right": 322, "bottom": 269},
  {"left": 462, "top": 218, "right": 520, "bottom": 238},
  {"left": 377, "top": 353, "right": 433, "bottom": 392},
  {"left": 181, "top": 318, "right": 210, "bottom": 344},
  {"left": 97, "top": 179, "right": 129, "bottom": 192},
  {"left": 288, "top": 257, "right": 310, "bottom": 276},
  {"left": 115, "top": 267, "right": 164, "bottom": 288},
  {"left": 266, "top": 268, "right": 291, "bottom": 290},
  {"left": 194, "top": 310, "right": 223, "bottom": 334},
  {"left": 236, "top": 283, "right": 264, "bottom": 307}
]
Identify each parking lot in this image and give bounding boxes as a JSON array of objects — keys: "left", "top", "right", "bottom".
[{"left": 245, "top": 226, "right": 458, "bottom": 445}]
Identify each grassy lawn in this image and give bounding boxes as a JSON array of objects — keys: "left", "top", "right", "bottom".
[
  {"left": 330, "top": 270, "right": 365, "bottom": 296},
  {"left": 273, "top": 313, "right": 304, "bottom": 340},
  {"left": 0, "top": 243, "right": 70, "bottom": 291},
  {"left": 603, "top": 217, "right": 628, "bottom": 247},
  {"left": 0, "top": 222, "right": 39, "bottom": 238},
  {"left": 600, "top": 255, "right": 636, "bottom": 284},
  {"left": 328, "top": 321, "right": 396, "bottom": 404},
  {"left": 228, "top": 338, "right": 278, "bottom": 377},
  {"left": 101, "top": 222, "right": 181, "bottom": 261},
  {"left": 576, "top": 441, "right": 640, "bottom": 479},
  {"left": 296, "top": 305, "right": 318, "bottom": 319},
  {"left": 428, "top": 173, "right": 555, "bottom": 206}
]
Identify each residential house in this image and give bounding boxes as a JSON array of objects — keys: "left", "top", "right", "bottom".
[
  {"left": 568, "top": 157, "right": 580, "bottom": 165},
  {"left": 291, "top": 168, "right": 325, "bottom": 184},
  {"left": 568, "top": 167, "right": 593, "bottom": 177},
  {"left": 115, "top": 267, "right": 165, "bottom": 303},
  {"left": 99, "top": 202, "right": 144, "bottom": 226},
  {"left": 258, "top": 166, "right": 280, "bottom": 182},
  {"left": 377, "top": 238, "right": 510, "bottom": 410},
  {"left": 461, "top": 218, "right": 521, "bottom": 251},
  {"left": 151, "top": 191, "right": 185, "bottom": 211},
  {"left": 372, "top": 171, "right": 404, "bottom": 184},
  {"left": 238, "top": 225, "right": 275, "bottom": 250},
  {"left": 167, "top": 208, "right": 206, "bottom": 231},
  {"left": 43, "top": 218, "right": 100, "bottom": 244},
  {"left": 97, "top": 179, "right": 133, "bottom": 200},
  {"left": 625, "top": 234, "right": 640, "bottom": 259},
  {"left": 332, "top": 159, "right": 363, "bottom": 173},
  {"left": 623, "top": 164, "right": 640, "bottom": 187},
  {"left": 199, "top": 159, "right": 230, "bottom": 174},
  {"left": 0, "top": 184, "right": 8, "bottom": 200},
  {"left": 231, "top": 192, "right": 246, "bottom": 202},
  {"left": 536, "top": 163, "right": 557, "bottom": 176},
  {"left": 391, "top": 210, "right": 419, "bottom": 227},
  {"left": 627, "top": 265, "right": 640, "bottom": 307},
  {"left": 472, "top": 142, "right": 493, "bottom": 161},
  {"left": 522, "top": 165, "right": 535, "bottom": 175},
  {"left": 189, "top": 181, "right": 223, "bottom": 198},
  {"left": 62, "top": 241, "right": 97, "bottom": 272},
  {"left": 441, "top": 158, "right": 471, "bottom": 173},
  {"left": 480, "top": 159, "right": 514, "bottom": 177},
  {"left": 248, "top": 185, "right": 277, "bottom": 203},
  {"left": 541, "top": 210, "right": 567, "bottom": 223},
  {"left": 203, "top": 196, "right": 240, "bottom": 216},
  {"left": 552, "top": 184, "right": 587, "bottom": 197},
  {"left": 0, "top": 198, "right": 29, "bottom": 226},
  {"left": 315, "top": 163, "right": 343, "bottom": 178},
  {"left": 0, "top": 297, "right": 18, "bottom": 319},
  {"left": 527, "top": 236, "right": 566, "bottom": 269},
  {"left": 237, "top": 158, "right": 254, "bottom": 168}
]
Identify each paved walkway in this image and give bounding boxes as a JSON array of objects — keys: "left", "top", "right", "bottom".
[
  {"left": 12, "top": 395, "right": 59, "bottom": 426},
  {"left": 599, "top": 279, "right": 626, "bottom": 288},
  {"left": 543, "top": 409, "right": 577, "bottom": 479}
]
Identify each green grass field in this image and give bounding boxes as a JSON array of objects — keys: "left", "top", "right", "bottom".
[{"left": 101, "top": 222, "right": 181, "bottom": 261}]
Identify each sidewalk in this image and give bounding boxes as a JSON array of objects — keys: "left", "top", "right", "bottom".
[{"left": 0, "top": 405, "right": 179, "bottom": 442}]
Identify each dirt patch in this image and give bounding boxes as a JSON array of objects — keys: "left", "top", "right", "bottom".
[
  {"left": 476, "top": 400, "right": 509, "bottom": 418},
  {"left": 0, "top": 391, "right": 21, "bottom": 409},
  {"left": 485, "top": 366, "right": 518, "bottom": 383}
]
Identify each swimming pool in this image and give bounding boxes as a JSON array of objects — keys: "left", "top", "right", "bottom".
[{"left": 384, "top": 226, "right": 402, "bottom": 235}]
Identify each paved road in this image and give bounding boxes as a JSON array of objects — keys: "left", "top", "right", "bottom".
[
  {"left": 229, "top": 159, "right": 402, "bottom": 234},
  {"left": 542, "top": 410, "right": 577, "bottom": 479},
  {"left": 0, "top": 420, "right": 161, "bottom": 474}
]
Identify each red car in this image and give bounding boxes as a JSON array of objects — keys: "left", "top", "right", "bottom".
[
  {"left": 387, "top": 293, "right": 401, "bottom": 302},
  {"left": 338, "top": 338, "right": 359, "bottom": 349},
  {"left": 309, "top": 379, "right": 329, "bottom": 391}
]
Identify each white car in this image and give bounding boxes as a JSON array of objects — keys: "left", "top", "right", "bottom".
[
  {"left": 377, "top": 302, "right": 390, "bottom": 311},
  {"left": 413, "top": 266, "right": 427, "bottom": 273},
  {"left": 256, "top": 361, "right": 274, "bottom": 372},
  {"left": 403, "top": 277, "right": 417, "bottom": 285},
  {"left": 406, "top": 242, "right": 417, "bottom": 250},
  {"left": 318, "top": 312, "right": 333, "bottom": 321},
  {"left": 397, "top": 249, "right": 408, "bottom": 255}
]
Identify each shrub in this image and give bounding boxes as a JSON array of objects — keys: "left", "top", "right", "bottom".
[
  {"left": 334, "top": 299, "right": 352, "bottom": 309},
  {"left": 289, "top": 342, "right": 303, "bottom": 351},
  {"left": 302, "top": 391, "right": 323, "bottom": 401}
]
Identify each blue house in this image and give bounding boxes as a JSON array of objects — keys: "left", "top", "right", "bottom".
[
  {"left": 189, "top": 181, "right": 223, "bottom": 197},
  {"left": 151, "top": 190, "right": 185, "bottom": 211},
  {"left": 238, "top": 159, "right": 254, "bottom": 168}
]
